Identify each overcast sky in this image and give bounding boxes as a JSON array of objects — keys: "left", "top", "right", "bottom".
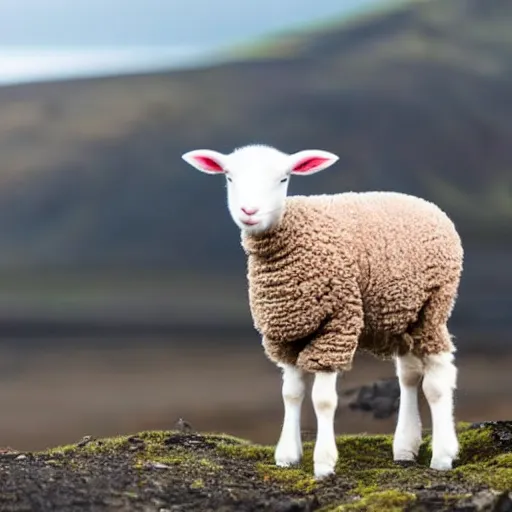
[
  {"left": 0, "top": 0, "right": 386, "bottom": 48},
  {"left": 0, "top": 0, "right": 389, "bottom": 85}
]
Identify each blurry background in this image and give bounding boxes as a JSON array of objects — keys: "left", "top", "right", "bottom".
[{"left": 0, "top": 0, "right": 510, "bottom": 451}]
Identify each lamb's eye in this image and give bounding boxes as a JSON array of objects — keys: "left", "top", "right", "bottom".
[{"left": 280, "top": 177, "right": 288, "bottom": 183}]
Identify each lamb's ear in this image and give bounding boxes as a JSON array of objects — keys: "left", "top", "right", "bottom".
[
  {"left": 287, "top": 150, "right": 339, "bottom": 176},
  {"left": 181, "top": 149, "right": 228, "bottom": 174}
]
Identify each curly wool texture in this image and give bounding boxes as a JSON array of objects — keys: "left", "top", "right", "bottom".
[{"left": 241, "top": 192, "right": 463, "bottom": 373}]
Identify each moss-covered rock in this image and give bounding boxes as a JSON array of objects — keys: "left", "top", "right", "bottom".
[{"left": 0, "top": 421, "right": 509, "bottom": 511}]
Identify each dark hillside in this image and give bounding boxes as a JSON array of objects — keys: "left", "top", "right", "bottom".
[{"left": 0, "top": 0, "right": 509, "bottom": 338}]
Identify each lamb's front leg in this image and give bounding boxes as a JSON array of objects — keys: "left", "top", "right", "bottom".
[
  {"left": 293, "top": 308, "right": 361, "bottom": 479},
  {"left": 312, "top": 371, "right": 339, "bottom": 479},
  {"left": 393, "top": 353, "right": 424, "bottom": 462},
  {"left": 275, "top": 363, "right": 306, "bottom": 467}
]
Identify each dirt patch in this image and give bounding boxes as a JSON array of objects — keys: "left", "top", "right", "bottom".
[{"left": 0, "top": 422, "right": 510, "bottom": 511}]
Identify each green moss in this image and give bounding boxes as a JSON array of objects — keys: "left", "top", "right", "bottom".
[
  {"left": 134, "top": 445, "right": 198, "bottom": 471},
  {"left": 45, "top": 458, "right": 64, "bottom": 467},
  {"left": 456, "top": 425, "right": 498, "bottom": 464},
  {"left": 454, "top": 451, "right": 512, "bottom": 492},
  {"left": 133, "top": 452, "right": 224, "bottom": 474},
  {"left": 494, "top": 453, "right": 512, "bottom": 467},
  {"left": 203, "top": 432, "right": 252, "bottom": 445},
  {"left": 483, "top": 469, "right": 512, "bottom": 491},
  {"left": 334, "top": 434, "right": 395, "bottom": 472},
  {"left": 136, "top": 431, "right": 170, "bottom": 444},
  {"left": 190, "top": 478, "right": 205, "bottom": 489},
  {"left": 216, "top": 422, "right": 510, "bottom": 503},
  {"left": 315, "top": 422, "right": 511, "bottom": 509},
  {"left": 256, "top": 463, "right": 317, "bottom": 493},
  {"left": 122, "top": 431, "right": 229, "bottom": 481},
  {"left": 444, "top": 493, "right": 473, "bottom": 502},
  {"left": 83, "top": 436, "right": 130, "bottom": 454},
  {"left": 215, "top": 441, "right": 274, "bottom": 462},
  {"left": 42, "top": 435, "right": 131, "bottom": 457},
  {"left": 346, "top": 466, "right": 429, "bottom": 491},
  {"left": 327, "top": 434, "right": 423, "bottom": 491},
  {"left": 33, "top": 422, "right": 512, "bottom": 510},
  {"left": 198, "top": 458, "right": 223, "bottom": 471},
  {"left": 333, "top": 490, "right": 417, "bottom": 511},
  {"left": 455, "top": 464, "right": 512, "bottom": 492},
  {"left": 448, "top": 423, "right": 512, "bottom": 492},
  {"left": 40, "top": 430, "right": 230, "bottom": 481},
  {"left": 353, "top": 482, "right": 379, "bottom": 496},
  {"left": 455, "top": 421, "right": 473, "bottom": 431},
  {"left": 43, "top": 443, "right": 78, "bottom": 456}
]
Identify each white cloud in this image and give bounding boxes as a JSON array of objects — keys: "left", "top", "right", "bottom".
[{"left": 0, "top": 46, "right": 214, "bottom": 85}]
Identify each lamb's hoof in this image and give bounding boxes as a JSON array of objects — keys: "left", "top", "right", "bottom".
[
  {"left": 393, "top": 449, "right": 418, "bottom": 462},
  {"left": 275, "top": 458, "right": 301, "bottom": 468},
  {"left": 275, "top": 445, "right": 302, "bottom": 467},
  {"left": 314, "top": 463, "right": 335, "bottom": 480},
  {"left": 393, "top": 450, "right": 417, "bottom": 466},
  {"left": 394, "top": 459, "right": 417, "bottom": 468},
  {"left": 430, "top": 457, "right": 453, "bottom": 471}
]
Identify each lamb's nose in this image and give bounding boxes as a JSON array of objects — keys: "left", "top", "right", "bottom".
[{"left": 241, "top": 206, "right": 259, "bottom": 216}]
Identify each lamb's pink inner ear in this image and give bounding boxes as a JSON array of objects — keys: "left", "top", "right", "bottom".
[
  {"left": 194, "top": 156, "right": 224, "bottom": 172},
  {"left": 292, "top": 157, "right": 330, "bottom": 173}
]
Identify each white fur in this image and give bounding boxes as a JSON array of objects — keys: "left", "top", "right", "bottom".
[
  {"left": 393, "top": 353, "right": 424, "bottom": 461},
  {"left": 181, "top": 143, "right": 460, "bottom": 476},
  {"left": 274, "top": 366, "right": 341, "bottom": 479},
  {"left": 423, "top": 352, "right": 459, "bottom": 470},
  {"left": 181, "top": 144, "right": 339, "bottom": 234},
  {"left": 393, "top": 351, "right": 458, "bottom": 470},
  {"left": 311, "top": 371, "right": 339, "bottom": 479},
  {"left": 275, "top": 364, "right": 305, "bottom": 467}
]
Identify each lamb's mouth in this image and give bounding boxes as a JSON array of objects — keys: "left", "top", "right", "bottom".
[{"left": 241, "top": 218, "right": 260, "bottom": 226}]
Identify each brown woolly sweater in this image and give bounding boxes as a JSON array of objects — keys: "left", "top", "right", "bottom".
[{"left": 241, "top": 192, "right": 463, "bottom": 373}]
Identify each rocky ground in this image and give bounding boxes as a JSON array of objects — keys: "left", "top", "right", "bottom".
[{"left": 0, "top": 421, "right": 510, "bottom": 511}]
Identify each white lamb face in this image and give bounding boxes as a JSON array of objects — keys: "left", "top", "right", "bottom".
[{"left": 182, "top": 144, "right": 339, "bottom": 235}]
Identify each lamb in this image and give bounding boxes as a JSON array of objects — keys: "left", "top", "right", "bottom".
[{"left": 181, "top": 144, "right": 464, "bottom": 480}]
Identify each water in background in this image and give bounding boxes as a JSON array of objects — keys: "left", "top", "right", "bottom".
[{"left": 0, "top": 46, "right": 216, "bottom": 86}]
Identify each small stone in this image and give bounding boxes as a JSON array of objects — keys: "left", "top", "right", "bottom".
[
  {"left": 146, "top": 462, "right": 170, "bottom": 470},
  {"left": 15, "top": 454, "right": 27, "bottom": 460},
  {"left": 128, "top": 436, "right": 144, "bottom": 444},
  {"left": 77, "top": 435, "right": 95, "bottom": 447},
  {"left": 175, "top": 417, "right": 193, "bottom": 433},
  {"left": 0, "top": 447, "right": 18, "bottom": 455},
  {"left": 460, "top": 489, "right": 501, "bottom": 510},
  {"left": 495, "top": 491, "right": 512, "bottom": 511}
]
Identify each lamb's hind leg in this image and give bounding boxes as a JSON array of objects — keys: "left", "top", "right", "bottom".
[
  {"left": 407, "top": 280, "right": 460, "bottom": 470},
  {"left": 423, "top": 343, "right": 458, "bottom": 470},
  {"left": 275, "top": 363, "right": 306, "bottom": 467},
  {"left": 393, "top": 353, "right": 424, "bottom": 462}
]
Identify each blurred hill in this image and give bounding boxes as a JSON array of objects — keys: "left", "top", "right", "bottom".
[{"left": 0, "top": 0, "right": 510, "bottom": 338}]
